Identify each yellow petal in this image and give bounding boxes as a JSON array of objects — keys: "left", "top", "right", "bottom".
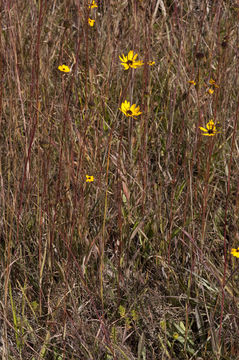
[
  {"left": 133, "top": 61, "right": 144, "bottom": 67},
  {"left": 128, "top": 50, "right": 134, "bottom": 60},
  {"left": 122, "top": 54, "right": 128, "bottom": 62},
  {"left": 121, "top": 63, "right": 129, "bottom": 70},
  {"left": 199, "top": 127, "right": 208, "bottom": 132},
  {"left": 206, "top": 120, "right": 215, "bottom": 130},
  {"left": 122, "top": 101, "right": 130, "bottom": 111}
]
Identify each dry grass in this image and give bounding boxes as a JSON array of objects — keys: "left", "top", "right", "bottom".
[{"left": 0, "top": 0, "right": 239, "bottom": 359}]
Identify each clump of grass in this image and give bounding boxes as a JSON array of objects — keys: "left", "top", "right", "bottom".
[{"left": 1, "top": 1, "right": 239, "bottom": 359}]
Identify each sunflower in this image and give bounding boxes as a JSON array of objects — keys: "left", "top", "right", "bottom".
[
  {"left": 86, "top": 175, "right": 94, "bottom": 182},
  {"left": 231, "top": 248, "right": 239, "bottom": 258},
  {"left": 119, "top": 50, "right": 144, "bottom": 70},
  {"left": 119, "top": 100, "right": 142, "bottom": 118},
  {"left": 58, "top": 64, "right": 70, "bottom": 73},
  {"left": 89, "top": 0, "right": 97, "bottom": 9},
  {"left": 209, "top": 78, "right": 219, "bottom": 88},
  {"left": 199, "top": 120, "right": 220, "bottom": 136},
  {"left": 208, "top": 88, "right": 214, "bottom": 95},
  {"left": 88, "top": 18, "right": 95, "bottom": 26}
]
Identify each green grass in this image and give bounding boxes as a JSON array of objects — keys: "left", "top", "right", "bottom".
[{"left": 0, "top": 0, "right": 239, "bottom": 359}]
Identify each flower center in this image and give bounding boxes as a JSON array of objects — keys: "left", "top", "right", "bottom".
[
  {"left": 126, "top": 110, "right": 132, "bottom": 116},
  {"left": 208, "top": 129, "right": 214, "bottom": 134},
  {"left": 127, "top": 60, "right": 133, "bottom": 65}
]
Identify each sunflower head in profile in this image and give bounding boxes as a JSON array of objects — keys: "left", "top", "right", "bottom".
[
  {"left": 58, "top": 64, "right": 70, "bottom": 73},
  {"left": 88, "top": 18, "right": 95, "bottom": 27},
  {"left": 89, "top": 0, "right": 97, "bottom": 9}
]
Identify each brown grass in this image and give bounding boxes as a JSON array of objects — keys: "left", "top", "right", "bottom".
[{"left": 0, "top": 0, "right": 239, "bottom": 359}]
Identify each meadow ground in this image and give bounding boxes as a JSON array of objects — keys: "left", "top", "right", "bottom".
[{"left": 0, "top": 0, "right": 239, "bottom": 359}]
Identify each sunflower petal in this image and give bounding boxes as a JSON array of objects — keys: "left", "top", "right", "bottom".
[
  {"left": 121, "top": 63, "right": 129, "bottom": 70},
  {"left": 206, "top": 120, "right": 215, "bottom": 130},
  {"left": 122, "top": 101, "right": 130, "bottom": 110},
  {"left": 199, "top": 127, "right": 208, "bottom": 132},
  {"left": 128, "top": 50, "right": 134, "bottom": 60},
  {"left": 132, "top": 61, "right": 144, "bottom": 68}
]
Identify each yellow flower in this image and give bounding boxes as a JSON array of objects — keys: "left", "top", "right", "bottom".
[
  {"left": 58, "top": 64, "right": 70, "bottom": 73},
  {"left": 86, "top": 175, "right": 94, "bottom": 182},
  {"left": 209, "top": 78, "right": 219, "bottom": 88},
  {"left": 119, "top": 50, "right": 144, "bottom": 70},
  {"left": 208, "top": 88, "right": 214, "bottom": 95},
  {"left": 173, "top": 332, "right": 179, "bottom": 340},
  {"left": 88, "top": 18, "right": 95, "bottom": 26},
  {"left": 148, "top": 61, "right": 155, "bottom": 66},
  {"left": 188, "top": 80, "right": 196, "bottom": 86},
  {"left": 199, "top": 119, "right": 220, "bottom": 136},
  {"left": 119, "top": 100, "right": 142, "bottom": 118},
  {"left": 89, "top": 0, "right": 97, "bottom": 8},
  {"left": 231, "top": 248, "right": 239, "bottom": 258}
]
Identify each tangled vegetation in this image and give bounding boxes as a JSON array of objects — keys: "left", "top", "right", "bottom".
[{"left": 0, "top": 1, "right": 239, "bottom": 359}]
